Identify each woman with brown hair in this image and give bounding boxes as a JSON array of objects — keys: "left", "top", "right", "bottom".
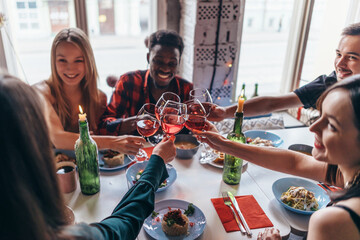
[
  {"left": 0, "top": 72, "right": 176, "bottom": 239},
  {"left": 34, "top": 28, "right": 144, "bottom": 155},
  {"left": 196, "top": 75, "right": 360, "bottom": 240}
]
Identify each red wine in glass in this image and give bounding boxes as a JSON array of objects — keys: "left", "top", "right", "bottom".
[
  {"left": 185, "top": 115, "right": 206, "bottom": 131},
  {"left": 137, "top": 119, "right": 160, "bottom": 137},
  {"left": 201, "top": 102, "right": 213, "bottom": 116},
  {"left": 155, "top": 107, "right": 161, "bottom": 121},
  {"left": 157, "top": 106, "right": 179, "bottom": 121},
  {"left": 155, "top": 92, "right": 180, "bottom": 121},
  {"left": 189, "top": 88, "right": 213, "bottom": 117},
  {"left": 161, "top": 114, "right": 185, "bottom": 135}
]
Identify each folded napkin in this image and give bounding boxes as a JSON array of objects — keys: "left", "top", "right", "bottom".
[
  {"left": 127, "top": 147, "right": 155, "bottom": 168},
  {"left": 143, "top": 147, "right": 154, "bottom": 159},
  {"left": 211, "top": 195, "right": 273, "bottom": 232}
]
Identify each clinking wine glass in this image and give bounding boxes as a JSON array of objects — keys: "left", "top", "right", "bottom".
[
  {"left": 184, "top": 99, "right": 207, "bottom": 132},
  {"left": 149, "top": 92, "right": 181, "bottom": 144},
  {"left": 155, "top": 92, "right": 181, "bottom": 121},
  {"left": 160, "top": 100, "right": 187, "bottom": 137},
  {"left": 134, "top": 103, "right": 160, "bottom": 161},
  {"left": 189, "top": 88, "right": 217, "bottom": 162},
  {"left": 189, "top": 88, "right": 213, "bottom": 117}
]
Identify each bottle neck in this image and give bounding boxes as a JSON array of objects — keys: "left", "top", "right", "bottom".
[
  {"left": 254, "top": 84, "right": 258, "bottom": 95},
  {"left": 79, "top": 120, "right": 91, "bottom": 141},
  {"left": 233, "top": 111, "right": 244, "bottom": 135}
]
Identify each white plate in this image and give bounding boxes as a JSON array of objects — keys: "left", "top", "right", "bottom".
[
  {"left": 126, "top": 161, "right": 177, "bottom": 192},
  {"left": 143, "top": 199, "right": 206, "bottom": 239},
  {"left": 208, "top": 159, "right": 248, "bottom": 173},
  {"left": 54, "top": 149, "right": 134, "bottom": 172},
  {"left": 99, "top": 150, "right": 135, "bottom": 172}
]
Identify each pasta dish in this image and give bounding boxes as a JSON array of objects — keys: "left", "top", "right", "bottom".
[
  {"left": 281, "top": 186, "right": 319, "bottom": 211},
  {"left": 247, "top": 137, "right": 273, "bottom": 147}
]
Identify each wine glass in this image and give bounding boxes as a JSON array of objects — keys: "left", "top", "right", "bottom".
[
  {"left": 155, "top": 92, "right": 181, "bottom": 120},
  {"left": 149, "top": 92, "right": 181, "bottom": 144},
  {"left": 189, "top": 88, "right": 213, "bottom": 117},
  {"left": 189, "top": 88, "right": 217, "bottom": 162},
  {"left": 184, "top": 99, "right": 207, "bottom": 132},
  {"left": 134, "top": 103, "right": 160, "bottom": 161},
  {"left": 160, "top": 100, "right": 187, "bottom": 137}
]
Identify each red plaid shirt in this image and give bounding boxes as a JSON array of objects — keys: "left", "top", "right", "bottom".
[{"left": 99, "top": 70, "right": 193, "bottom": 135}]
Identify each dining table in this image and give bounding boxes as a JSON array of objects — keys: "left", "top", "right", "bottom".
[{"left": 63, "top": 126, "right": 316, "bottom": 239}]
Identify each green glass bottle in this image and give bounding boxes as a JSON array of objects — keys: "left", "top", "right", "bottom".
[
  {"left": 251, "top": 83, "right": 259, "bottom": 98},
  {"left": 222, "top": 106, "right": 246, "bottom": 185},
  {"left": 241, "top": 84, "right": 247, "bottom": 100},
  {"left": 75, "top": 116, "right": 100, "bottom": 195}
]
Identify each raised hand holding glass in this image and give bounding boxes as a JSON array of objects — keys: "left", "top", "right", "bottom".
[
  {"left": 160, "top": 100, "right": 187, "bottom": 137},
  {"left": 134, "top": 103, "right": 160, "bottom": 160},
  {"left": 189, "top": 88, "right": 217, "bottom": 162},
  {"left": 149, "top": 92, "right": 181, "bottom": 144},
  {"left": 185, "top": 99, "right": 207, "bottom": 132},
  {"left": 189, "top": 88, "right": 213, "bottom": 117}
]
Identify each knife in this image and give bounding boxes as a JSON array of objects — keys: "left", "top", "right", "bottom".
[{"left": 227, "top": 191, "right": 252, "bottom": 236}]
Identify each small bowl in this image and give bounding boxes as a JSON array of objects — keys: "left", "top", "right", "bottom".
[
  {"left": 175, "top": 134, "right": 200, "bottom": 159},
  {"left": 288, "top": 144, "right": 313, "bottom": 156}
]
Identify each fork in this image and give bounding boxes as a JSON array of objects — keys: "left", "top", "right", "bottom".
[{"left": 221, "top": 192, "right": 246, "bottom": 234}]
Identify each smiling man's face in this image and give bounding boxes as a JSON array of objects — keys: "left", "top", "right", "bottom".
[
  {"left": 334, "top": 35, "right": 360, "bottom": 81},
  {"left": 147, "top": 44, "right": 180, "bottom": 88}
]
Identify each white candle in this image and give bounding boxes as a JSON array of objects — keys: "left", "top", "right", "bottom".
[
  {"left": 236, "top": 89, "right": 245, "bottom": 113},
  {"left": 78, "top": 105, "right": 87, "bottom": 121}
]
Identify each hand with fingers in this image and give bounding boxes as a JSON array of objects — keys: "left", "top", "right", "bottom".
[
  {"left": 207, "top": 104, "right": 227, "bottom": 122},
  {"left": 110, "top": 135, "right": 146, "bottom": 156},
  {"left": 257, "top": 228, "right": 281, "bottom": 240},
  {"left": 192, "top": 121, "right": 227, "bottom": 152},
  {"left": 152, "top": 135, "right": 176, "bottom": 164}
]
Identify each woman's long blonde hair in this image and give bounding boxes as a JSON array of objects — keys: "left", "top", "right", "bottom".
[{"left": 47, "top": 28, "right": 100, "bottom": 131}]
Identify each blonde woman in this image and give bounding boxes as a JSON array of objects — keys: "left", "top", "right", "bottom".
[{"left": 34, "top": 28, "right": 144, "bottom": 155}]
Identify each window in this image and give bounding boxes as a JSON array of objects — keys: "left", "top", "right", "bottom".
[
  {"left": 268, "top": 18, "right": 274, "bottom": 27},
  {"left": 236, "top": 0, "right": 295, "bottom": 98},
  {"left": 19, "top": 23, "right": 28, "bottom": 29},
  {"left": 18, "top": 12, "right": 27, "bottom": 18},
  {"left": 28, "top": 1, "right": 37, "bottom": 8},
  {"left": 85, "top": 0, "right": 154, "bottom": 98},
  {"left": 248, "top": 18, "right": 253, "bottom": 27},
  {"left": 31, "top": 22, "right": 39, "bottom": 29},
  {"left": 1, "top": 0, "right": 156, "bottom": 99},
  {"left": 16, "top": 2, "right": 25, "bottom": 9},
  {"left": 29, "top": 12, "right": 37, "bottom": 18},
  {"left": 235, "top": 0, "right": 358, "bottom": 100},
  {"left": 300, "top": 0, "right": 351, "bottom": 87}
]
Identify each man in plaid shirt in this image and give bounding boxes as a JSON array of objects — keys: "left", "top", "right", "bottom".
[{"left": 99, "top": 30, "right": 193, "bottom": 135}]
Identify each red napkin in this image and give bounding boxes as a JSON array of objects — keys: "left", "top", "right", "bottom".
[
  {"left": 127, "top": 147, "right": 155, "bottom": 168},
  {"left": 317, "top": 183, "right": 342, "bottom": 192},
  {"left": 211, "top": 195, "right": 273, "bottom": 232},
  {"left": 143, "top": 147, "right": 154, "bottom": 159}
]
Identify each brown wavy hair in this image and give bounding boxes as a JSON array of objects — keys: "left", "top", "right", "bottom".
[
  {"left": 0, "top": 72, "right": 67, "bottom": 239},
  {"left": 316, "top": 74, "right": 360, "bottom": 202},
  {"left": 47, "top": 28, "right": 100, "bottom": 131}
]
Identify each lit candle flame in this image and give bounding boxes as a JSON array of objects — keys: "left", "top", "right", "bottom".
[
  {"left": 78, "top": 105, "right": 87, "bottom": 121},
  {"left": 237, "top": 90, "right": 245, "bottom": 113},
  {"left": 240, "top": 89, "right": 244, "bottom": 99}
]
